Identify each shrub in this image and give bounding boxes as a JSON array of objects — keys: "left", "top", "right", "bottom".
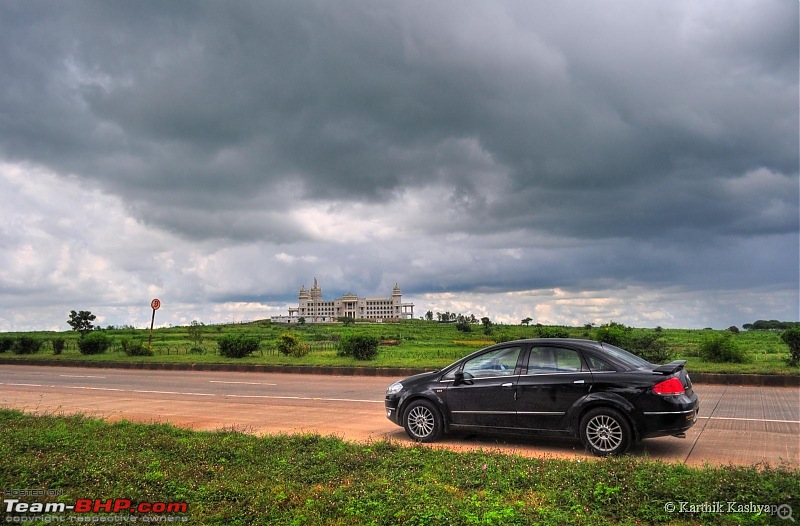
[
  {"left": 493, "top": 332, "right": 515, "bottom": 343},
  {"left": 780, "top": 327, "right": 800, "bottom": 366},
  {"left": 218, "top": 334, "right": 260, "bottom": 358},
  {"left": 120, "top": 339, "right": 153, "bottom": 357},
  {"left": 0, "top": 338, "right": 13, "bottom": 353},
  {"left": 596, "top": 322, "right": 631, "bottom": 347},
  {"left": 276, "top": 333, "right": 307, "bottom": 357},
  {"left": 12, "top": 336, "right": 43, "bottom": 355},
  {"left": 455, "top": 320, "right": 472, "bottom": 333},
  {"left": 188, "top": 346, "right": 205, "bottom": 355},
  {"left": 625, "top": 332, "right": 672, "bottom": 364},
  {"left": 283, "top": 334, "right": 309, "bottom": 357},
  {"left": 338, "top": 335, "right": 379, "bottom": 361},
  {"left": 536, "top": 326, "right": 570, "bottom": 339},
  {"left": 698, "top": 333, "right": 747, "bottom": 363},
  {"left": 51, "top": 338, "right": 66, "bottom": 355},
  {"left": 338, "top": 316, "right": 356, "bottom": 327},
  {"left": 77, "top": 331, "right": 111, "bottom": 355}
]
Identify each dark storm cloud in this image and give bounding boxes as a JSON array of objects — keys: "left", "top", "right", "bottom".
[
  {"left": 0, "top": 0, "right": 797, "bottom": 327},
  {"left": 1, "top": 1, "right": 796, "bottom": 239}
]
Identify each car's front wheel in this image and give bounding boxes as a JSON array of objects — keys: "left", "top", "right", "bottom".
[
  {"left": 579, "top": 407, "right": 632, "bottom": 456},
  {"left": 403, "top": 399, "right": 443, "bottom": 442}
]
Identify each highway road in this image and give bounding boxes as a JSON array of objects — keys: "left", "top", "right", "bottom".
[{"left": 1, "top": 364, "right": 797, "bottom": 467}]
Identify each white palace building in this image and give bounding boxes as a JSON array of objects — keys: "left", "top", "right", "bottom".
[{"left": 271, "top": 278, "right": 415, "bottom": 324}]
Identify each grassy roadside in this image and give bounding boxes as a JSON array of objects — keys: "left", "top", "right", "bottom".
[
  {"left": 1, "top": 321, "right": 797, "bottom": 375},
  {"left": 0, "top": 409, "right": 797, "bottom": 525}
]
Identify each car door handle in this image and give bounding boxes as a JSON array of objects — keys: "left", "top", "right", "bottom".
[
  {"left": 501, "top": 382, "right": 514, "bottom": 388},
  {"left": 573, "top": 380, "right": 585, "bottom": 384}
]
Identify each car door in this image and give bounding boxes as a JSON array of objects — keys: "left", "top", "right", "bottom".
[
  {"left": 515, "top": 345, "right": 593, "bottom": 431},
  {"left": 444, "top": 345, "right": 523, "bottom": 429}
]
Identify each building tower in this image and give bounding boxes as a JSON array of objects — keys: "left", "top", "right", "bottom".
[
  {"left": 392, "top": 283, "right": 402, "bottom": 318},
  {"left": 310, "top": 277, "right": 322, "bottom": 322}
]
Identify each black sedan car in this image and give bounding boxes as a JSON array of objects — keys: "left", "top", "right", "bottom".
[{"left": 385, "top": 338, "right": 699, "bottom": 456}]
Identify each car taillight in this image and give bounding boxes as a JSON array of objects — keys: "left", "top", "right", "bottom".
[{"left": 653, "top": 377, "right": 685, "bottom": 396}]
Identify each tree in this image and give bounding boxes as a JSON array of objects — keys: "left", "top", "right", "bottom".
[
  {"left": 187, "top": 320, "right": 204, "bottom": 351},
  {"left": 780, "top": 327, "right": 800, "bottom": 366},
  {"left": 425, "top": 311, "right": 434, "bottom": 321},
  {"left": 67, "top": 310, "right": 96, "bottom": 335},
  {"left": 521, "top": 317, "right": 532, "bottom": 326},
  {"left": 481, "top": 317, "right": 492, "bottom": 335}
]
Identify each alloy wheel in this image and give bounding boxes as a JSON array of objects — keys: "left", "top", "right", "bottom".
[{"left": 585, "top": 414, "right": 624, "bottom": 453}]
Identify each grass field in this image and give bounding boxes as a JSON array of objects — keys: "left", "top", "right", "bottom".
[
  {"left": 1, "top": 409, "right": 797, "bottom": 525},
  {"left": 0, "top": 320, "right": 797, "bottom": 375}
]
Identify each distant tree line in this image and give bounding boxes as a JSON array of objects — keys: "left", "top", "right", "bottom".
[{"left": 743, "top": 320, "right": 800, "bottom": 331}]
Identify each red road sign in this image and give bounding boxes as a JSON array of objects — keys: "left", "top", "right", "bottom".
[{"left": 151, "top": 298, "right": 161, "bottom": 311}]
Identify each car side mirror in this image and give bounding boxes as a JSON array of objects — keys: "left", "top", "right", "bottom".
[{"left": 454, "top": 371, "right": 474, "bottom": 386}]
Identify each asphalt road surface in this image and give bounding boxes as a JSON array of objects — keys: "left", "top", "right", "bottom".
[{"left": 1, "top": 365, "right": 797, "bottom": 467}]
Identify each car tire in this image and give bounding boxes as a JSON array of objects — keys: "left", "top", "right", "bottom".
[
  {"left": 579, "top": 407, "right": 632, "bottom": 456},
  {"left": 403, "top": 399, "right": 443, "bottom": 442}
]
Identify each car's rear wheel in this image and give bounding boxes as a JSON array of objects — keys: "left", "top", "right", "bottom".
[
  {"left": 580, "top": 407, "right": 632, "bottom": 456},
  {"left": 403, "top": 399, "right": 443, "bottom": 442}
]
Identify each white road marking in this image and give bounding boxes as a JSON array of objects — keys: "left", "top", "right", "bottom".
[
  {"left": 209, "top": 381, "right": 277, "bottom": 386},
  {"left": 133, "top": 390, "right": 214, "bottom": 397},
  {"left": 698, "top": 416, "right": 800, "bottom": 424},
  {"left": 224, "top": 394, "right": 383, "bottom": 403},
  {"left": 62, "top": 386, "right": 124, "bottom": 392}
]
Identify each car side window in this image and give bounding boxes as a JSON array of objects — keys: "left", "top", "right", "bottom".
[
  {"left": 527, "top": 347, "right": 585, "bottom": 373},
  {"left": 461, "top": 347, "right": 522, "bottom": 378},
  {"left": 585, "top": 354, "right": 617, "bottom": 372}
]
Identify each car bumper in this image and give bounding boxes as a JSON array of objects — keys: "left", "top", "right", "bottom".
[
  {"left": 385, "top": 396, "right": 401, "bottom": 426},
  {"left": 639, "top": 399, "right": 699, "bottom": 438}
]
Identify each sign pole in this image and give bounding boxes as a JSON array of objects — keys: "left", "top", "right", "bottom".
[{"left": 149, "top": 298, "right": 161, "bottom": 349}]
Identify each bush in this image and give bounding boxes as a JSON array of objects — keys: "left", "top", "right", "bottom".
[
  {"left": 455, "top": 320, "right": 472, "bottom": 333},
  {"left": 11, "top": 336, "right": 43, "bottom": 355},
  {"left": 536, "top": 326, "right": 570, "bottom": 339},
  {"left": 218, "top": 334, "right": 260, "bottom": 358},
  {"left": 625, "top": 332, "right": 672, "bottom": 364},
  {"left": 277, "top": 333, "right": 309, "bottom": 357},
  {"left": 120, "top": 338, "right": 153, "bottom": 357},
  {"left": 780, "top": 327, "right": 800, "bottom": 366},
  {"left": 493, "top": 332, "right": 515, "bottom": 344},
  {"left": 338, "top": 335, "right": 379, "bottom": 361},
  {"left": 698, "top": 333, "right": 747, "bottom": 363},
  {"left": 77, "top": 331, "right": 111, "bottom": 355},
  {"left": 596, "top": 322, "right": 631, "bottom": 347},
  {"left": 0, "top": 338, "right": 13, "bottom": 353},
  {"left": 188, "top": 346, "right": 205, "bottom": 355},
  {"left": 51, "top": 338, "right": 66, "bottom": 355}
]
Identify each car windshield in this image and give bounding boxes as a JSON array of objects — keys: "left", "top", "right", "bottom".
[{"left": 599, "top": 343, "right": 652, "bottom": 368}]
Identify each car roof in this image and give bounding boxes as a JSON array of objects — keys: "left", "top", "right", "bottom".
[{"left": 497, "top": 338, "right": 603, "bottom": 348}]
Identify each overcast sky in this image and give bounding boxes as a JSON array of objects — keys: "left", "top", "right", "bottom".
[{"left": 1, "top": 0, "right": 798, "bottom": 332}]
